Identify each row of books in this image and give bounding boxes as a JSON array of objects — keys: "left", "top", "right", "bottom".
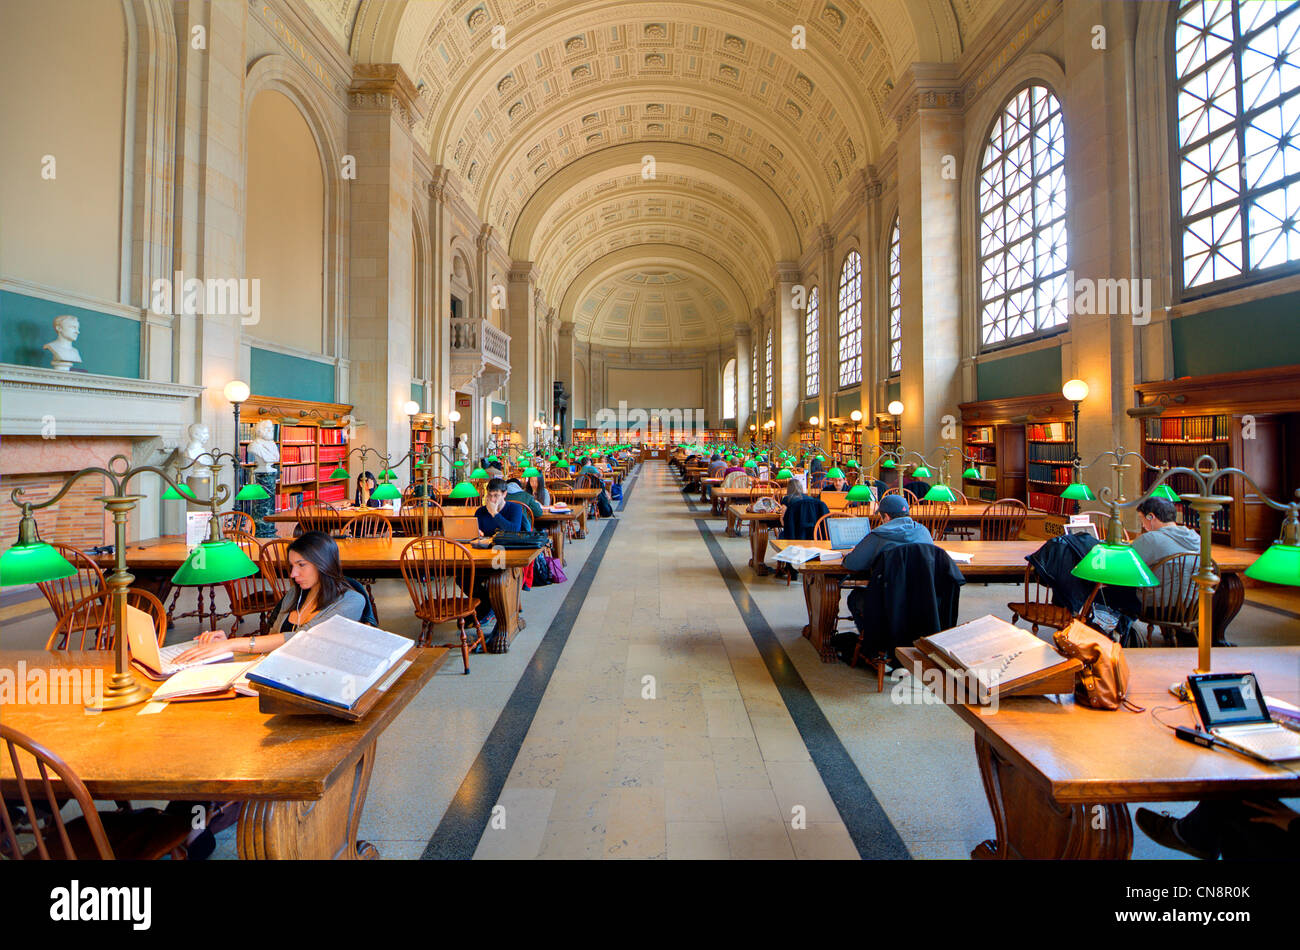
[
  {"left": 1027, "top": 440, "right": 1074, "bottom": 462},
  {"left": 236, "top": 421, "right": 273, "bottom": 443},
  {"left": 1144, "top": 414, "right": 1229, "bottom": 442},
  {"left": 280, "top": 425, "right": 317, "bottom": 443},
  {"left": 1028, "top": 491, "right": 1077, "bottom": 515},
  {"left": 319, "top": 427, "right": 347, "bottom": 445},
  {"left": 965, "top": 444, "right": 995, "bottom": 463},
  {"left": 1142, "top": 442, "right": 1230, "bottom": 471},
  {"left": 318, "top": 445, "right": 346, "bottom": 463},
  {"left": 275, "top": 489, "right": 316, "bottom": 510},
  {"left": 973, "top": 485, "right": 998, "bottom": 502},
  {"left": 280, "top": 445, "right": 316, "bottom": 464},
  {"left": 965, "top": 426, "right": 995, "bottom": 443},
  {"left": 279, "top": 463, "right": 319, "bottom": 485},
  {"left": 1174, "top": 500, "right": 1230, "bottom": 532},
  {"left": 318, "top": 464, "right": 346, "bottom": 481},
  {"left": 318, "top": 483, "right": 348, "bottom": 504},
  {"left": 1026, "top": 422, "right": 1071, "bottom": 441},
  {"left": 964, "top": 464, "right": 997, "bottom": 480},
  {"left": 412, "top": 430, "right": 432, "bottom": 444},
  {"left": 1027, "top": 462, "right": 1074, "bottom": 484}
]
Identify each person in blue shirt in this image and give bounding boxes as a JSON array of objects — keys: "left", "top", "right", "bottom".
[
  {"left": 842, "top": 493, "right": 933, "bottom": 574},
  {"left": 475, "top": 477, "right": 525, "bottom": 536}
]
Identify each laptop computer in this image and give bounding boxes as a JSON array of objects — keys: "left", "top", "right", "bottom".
[
  {"left": 1187, "top": 672, "right": 1300, "bottom": 763},
  {"left": 825, "top": 517, "right": 872, "bottom": 551},
  {"left": 125, "top": 603, "right": 233, "bottom": 679}
]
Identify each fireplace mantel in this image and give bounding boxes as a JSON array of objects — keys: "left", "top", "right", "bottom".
[{"left": 0, "top": 363, "right": 204, "bottom": 439}]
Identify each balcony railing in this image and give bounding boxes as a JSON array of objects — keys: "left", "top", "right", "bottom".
[{"left": 450, "top": 317, "right": 510, "bottom": 393}]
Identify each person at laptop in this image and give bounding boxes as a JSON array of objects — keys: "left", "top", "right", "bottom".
[
  {"left": 1131, "top": 496, "right": 1200, "bottom": 578},
  {"left": 476, "top": 477, "right": 525, "bottom": 537},
  {"left": 173, "top": 531, "right": 366, "bottom": 663},
  {"left": 1136, "top": 799, "right": 1298, "bottom": 859},
  {"left": 842, "top": 494, "right": 933, "bottom": 574}
]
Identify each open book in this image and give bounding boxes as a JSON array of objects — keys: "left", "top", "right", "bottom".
[
  {"left": 915, "top": 614, "right": 1076, "bottom": 697},
  {"left": 149, "top": 659, "right": 263, "bottom": 702},
  {"left": 774, "top": 546, "right": 840, "bottom": 565},
  {"left": 245, "top": 616, "right": 413, "bottom": 710}
]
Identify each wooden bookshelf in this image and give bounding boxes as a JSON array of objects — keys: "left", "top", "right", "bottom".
[
  {"left": 960, "top": 393, "right": 1075, "bottom": 511},
  {"left": 1135, "top": 365, "right": 1300, "bottom": 550},
  {"left": 877, "top": 415, "right": 900, "bottom": 458},
  {"left": 239, "top": 395, "right": 353, "bottom": 513},
  {"left": 829, "top": 419, "right": 862, "bottom": 467},
  {"left": 572, "top": 427, "right": 597, "bottom": 447}
]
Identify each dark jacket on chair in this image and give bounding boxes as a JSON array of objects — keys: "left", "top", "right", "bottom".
[
  {"left": 1026, "top": 533, "right": 1100, "bottom": 615},
  {"left": 842, "top": 517, "right": 933, "bottom": 574},
  {"left": 780, "top": 495, "right": 829, "bottom": 541},
  {"left": 845, "top": 542, "right": 966, "bottom": 657}
]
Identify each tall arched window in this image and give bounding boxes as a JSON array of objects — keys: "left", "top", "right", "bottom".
[
  {"left": 804, "top": 287, "right": 820, "bottom": 397},
  {"left": 722, "top": 358, "right": 736, "bottom": 419},
  {"left": 978, "top": 83, "right": 1067, "bottom": 348},
  {"left": 1173, "top": 0, "right": 1300, "bottom": 293},
  {"left": 837, "top": 251, "right": 863, "bottom": 387},
  {"left": 887, "top": 216, "right": 902, "bottom": 375},
  {"left": 764, "top": 328, "right": 773, "bottom": 409},
  {"left": 751, "top": 349, "right": 757, "bottom": 418}
]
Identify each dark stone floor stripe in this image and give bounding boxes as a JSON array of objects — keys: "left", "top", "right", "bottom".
[
  {"left": 421, "top": 514, "right": 621, "bottom": 859},
  {"left": 1245, "top": 600, "right": 1300, "bottom": 621},
  {"left": 693, "top": 516, "right": 911, "bottom": 860}
]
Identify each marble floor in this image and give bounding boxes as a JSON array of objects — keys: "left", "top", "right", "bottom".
[{"left": 4, "top": 459, "right": 1297, "bottom": 859}]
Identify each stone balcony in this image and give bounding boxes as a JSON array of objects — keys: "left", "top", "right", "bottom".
[{"left": 449, "top": 317, "right": 511, "bottom": 395}]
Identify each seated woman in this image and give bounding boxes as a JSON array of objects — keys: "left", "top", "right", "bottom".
[
  {"left": 354, "top": 471, "right": 384, "bottom": 507},
  {"left": 173, "top": 530, "right": 366, "bottom": 662},
  {"left": 527, "top": 470, "right": 552, "bottom": 506}
]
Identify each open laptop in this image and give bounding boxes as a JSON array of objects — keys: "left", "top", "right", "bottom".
[
  {"left": 1187, "top": 672, "right": 1300, "bottom": 763},
  {"left": 825, "top": 517, "right": 872, "bottom": 551},
  {"left": 125, "top": 603, "right": 233, "bottom": 679}
]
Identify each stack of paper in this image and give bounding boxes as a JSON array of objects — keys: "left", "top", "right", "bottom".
[{"left": 149, "top": 659, "right": 263, "bottom": 701}]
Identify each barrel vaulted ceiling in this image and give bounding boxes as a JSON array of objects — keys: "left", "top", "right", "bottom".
[{"left": 307, "top": 0, "right": 999, "bottom": 346}]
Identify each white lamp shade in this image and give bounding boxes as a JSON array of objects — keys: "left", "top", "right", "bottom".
[
  {"left": 850, "top": 410, "right": 862, "bottom": 422},
  {"left": 809, "top": 416, "right": 820, "bottom": 426},
  {"left": 402, "top": 400, "right": 421, "bottom": 416},
  {"left": 491, "top": 416, "right": 502, "bottom": 426},
  {"left": 448, "top": 410, "right": 461, "bottom": 423},
  {"left": 224, "top": 380, "right": 250, "bottom": 403},
  {"left": 887, "top": 401, "right": 905, "bottom": 416},
  {"left": 1063, "top": 378, "right": 1090, "bottom": 402}
]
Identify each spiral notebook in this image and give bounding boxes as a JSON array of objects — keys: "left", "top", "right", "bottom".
[{"left": 916, "top": 614, "right": 1076, "bottom": 696}]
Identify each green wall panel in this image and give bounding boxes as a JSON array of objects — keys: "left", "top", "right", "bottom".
[
  {"left": 801, "top": 399, "right": 818, "bottom": 420},
  {"left": 1172, "top": 293, "right": 1300, "bottom": 377},
  {"left": 886, "top": 380, "right": 901, "bottom": 403},
  {"left": 977, "top": 346, "right": 1061, "bottom": 401},
  {"left": 834, "top": 389, "right": 861, "bottom": 417},
  {"left": 250, "top": 347, "right": 334, "bottom": 403},
  {"left": 491, "top": 400, "right": 507, "bottom": 420},
  {"left": 0, "top": 291, "right": 140, "bottom": 378},
  {"left": 573, "top": 418, "right": 586, "bottom": 428},
  {"left": 410, "top": 382, "right": 424, "bottom": 407}
]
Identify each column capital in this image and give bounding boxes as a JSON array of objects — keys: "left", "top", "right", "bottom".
[
  {"left": 509, "top": 261, "right": 536, "bottom": 283},
  {"left": 349, "top": 64, "right": 424, "bottom": 130},
  {"left": 817, "top": 223, "right": 836, "bottom": 254},
  {"left": 884, "top": 62, "right": 962, "bottom": 132},
  {"left": 773, "top": 262, "right": 801, "bottom": 284},
  {"left": 476, "top": 223, "right": 495, "bottom": 251},
  {"left": 558, "top": 321, "right": 575, "bottom": 339},
  {"left": 427, "top": 165, "right": 453, "bottom": 202},
  {"left": 734, "top": 322, "right": 751, "bottom": 339}
]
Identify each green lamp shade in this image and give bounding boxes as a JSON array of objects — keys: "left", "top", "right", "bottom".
[
  {"left": 454, "top": 459, "right": 465, "bottom": 467},
  {"left": 162, "top": 483, "right": 195, "bottom": 500},
  {"left": 1061, "top": 482, "right": 1096, "bottom": 501},
  {"left": 846, "top": 460, "right": 859, "bottom": 468},
  {"left": 963, "top": 466, "right": 980, "bottom": 479},
  {"left": 845, "top": 485, "right": 874, "bottom": 503},
  {"left": 172, "top": 539, "right": 259, "bottom": 586},
  {"left": 1150, "top": 484, "right": 1180, "bottom": 502},
  {"left": 912, "top": 465, "right": 932, "bottom": 478},
  {"left": 549, "top": 454, "right": 560, "bottom": 462},
  {"left": 815, "top": 455, "right": 826, "bottom": 463},
  {"left": 0, "top": 541, "right": 77, "bottom": 586},
  {"left": 776, "top": 468, "right": 793, "bottom": 479},
  {"left": 487, "top": 455, "right": 500, "bottom": 463},
  {"left": 923, "top": 484, "right": 960, "bottom": 503},
  {"left": 523, "top": 466, "right": 541, "bottom": 477},
  {"left": 380, "top": 469, "right": 397, "bottom": 481},
  {"left": 826, "top": 467, "right": 845, "bottom": 479},
  {"left": 1245, "top": 543, "right": 1300, "bottom": 586},
  {"left": 880, "top": 458, "right": 897, "bottom": 469},
  {"left": 329, "top": 465, "right": 351, "bottom": 481},
  {"left": 470, "top": 467, "right": 489, "bottom": 478},
  {"left": 371, "top": 482, "right": 401, "bottom": 501},
  {"left": 449, "top": 482, "right": 480, "bottom": 500},
  {"left": 235, "top": 483, "right": 271, "bottom": 501},
  {"left": 743, "top": 460, "right": 757, "bottom": 469},
  {"left": 1070, "top": 543, "right": 1159, "bottom": 587}
]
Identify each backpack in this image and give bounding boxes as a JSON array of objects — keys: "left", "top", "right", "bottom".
[
  {"left": 596, "top": 491, "right": 614, "bottom": 517},
  {"left": 530, "top": 551, "right": 553, "bottom": 587},
  {"left": 610, "top": 482, "right": 623, "bottom": 501}
]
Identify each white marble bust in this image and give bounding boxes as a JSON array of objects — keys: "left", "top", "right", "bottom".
[
  {"left": 184, "top": 422, "right": 215, "bottom": 476},
  {"left": 247, "top": 419, "right": 280, "bottom": 473},
  {"left": 43, "top": 314, "right": 82, "bottom": 371},
  {"left": 457, "top": 433, "right": 469, "bottom": 460}
]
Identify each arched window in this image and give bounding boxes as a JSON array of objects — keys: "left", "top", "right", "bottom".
[
  {"left": 887, "top": 216, "right": 902, "bottom": 375},
  {"left": 804, "top": 287, "right": 820, "bottom": 397},
  {"left": 764, "top": 328, "right": 773, "bottom": 409},
  {"left": 1173, "top": 0, "right": 1300, "bottom": 293},
  {"left": 751, "top": 348, "right": 757, "bottom": 417},
  {"left": 722, "top": 358, "right": 736, "bottom": 419},
  {"left": 978, "top": 83, "right": 1067, "bottom": 348},
  {"left": 837, "top": 251, "right": 862, "bottom": 387}
]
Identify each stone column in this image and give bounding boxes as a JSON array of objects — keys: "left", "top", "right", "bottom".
[
  {"left": 817, "top": 224, "right": 836, "bottom": 454},
  {"left": 556, "top": 321, "right": 575, "bottom": 442},
  {"left": 735, "top": 323, "right": 752, "bottom": 439},
  {"left": 891, "top": 66, "right": 964, "bottom": 454},
  {"left": 347, "top": 65, "right": 422, "bottom": 483},
  {"left": 428, "top": 169, "right": 454, "bottom": 461},
  {"left": 773, "top": 263, "right": 801, "bottom": 446},
  {"left": 508, "top": 263, "right": 537, "bottom": 438}
]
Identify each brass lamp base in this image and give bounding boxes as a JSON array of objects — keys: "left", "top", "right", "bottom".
[{"left": 87, "top": 672, "right": 150, "bottom": 711}]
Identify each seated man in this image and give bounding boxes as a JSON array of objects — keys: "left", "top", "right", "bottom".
[
  {"left": 1137, "top": 799, "right": 1299, "bottom": 860},
  {"left": 476, "top": 477, "right": 525, "bottom": 537},
  {"left": 842, "top": 493, "right": 933, "bottom": 574},
  {"left": 1131, "top": 496, "right": 1199, "bottom": 576},
  {"left": 703, "top": 453, "right": 727, "bottom": 501}
]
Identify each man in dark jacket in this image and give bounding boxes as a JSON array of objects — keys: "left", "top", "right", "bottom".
[
  {"left": 842, "top": 494, "right": 933, "bottom": 574},
  {"left": 844, "top": 542, "right": 965, "bottom": 661}
]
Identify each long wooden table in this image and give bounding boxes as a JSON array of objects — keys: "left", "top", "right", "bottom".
[
  {"left": 0, "top": 648, "right": 444, "bottom": 859},
  {"left": 893, "top": 645, "right": 1300, "bottom": 859},
  {"left": 770, "top": 538, "right": 1254, "bottom": 662},
  {"left": 94, "top": 536, "right": 542, "bottom": 652}
]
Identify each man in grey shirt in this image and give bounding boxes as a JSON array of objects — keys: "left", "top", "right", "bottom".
[{"left": 1132, "top": 497, "right": 1201, "bottom": 583}]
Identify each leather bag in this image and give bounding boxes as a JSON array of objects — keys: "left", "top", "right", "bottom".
[{"left": 1053, "top": 620, "right": 1142, "bottom": 711}]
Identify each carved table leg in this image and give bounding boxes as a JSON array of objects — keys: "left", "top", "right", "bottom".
[
  {"left": 800, "top": 572, "right": 814, "bottom": 640},
  {"left": 1211, "top": 570, "right": 1245, "bottom": 647},
  {"left": 237, "top": 739, "right": 380, "bottom": 859},
  {"left": 549, "top": 525, "right": 565, "bottom": 565},
  {"left": 485, "top": 566, "right": 525, "bottom": 653},
  {"left": 750, "top": 521, "right": 771, "bottom": 575},
  {"left": 971, "top": 734, "right": 1133, "bottom": 859},
  {"left": 806, "top": 573, "right": 843, "bottom": 663}
]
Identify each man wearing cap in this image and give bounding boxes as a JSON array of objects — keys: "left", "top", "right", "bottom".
[{"left": 842, "top": 493, "right": 934, "bottom": 574}]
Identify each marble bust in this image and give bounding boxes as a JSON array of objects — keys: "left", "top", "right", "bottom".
[
  {"left": 43, "top": 314, "right": 82, "bottom": 371},
  {"left": 247, "top": 419, "right": 280, "bottom": 473},
  {"left": 457, "top": 433, "right": 469, "bottom": 460},
  {"left": 184, "top": 422, "right": 215, "bottom": 476}
]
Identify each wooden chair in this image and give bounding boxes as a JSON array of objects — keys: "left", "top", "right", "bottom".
[
  {"left": 506, "top": 500, "right": 535, "bottom": 530},
  {"left": 911, "top": 501, "right": 951, "bottom": 538},
  {"left": 720, "top": 472, "right": 752, "bottom": 490},
  {"left": 439, "top": 515, "right": 482, "bottom": 542},
  {"left": 429, "top": 476, "right": 453, "bottom": 494},
  {"left": 258, "top": 539, "right": 294, "bottom": 600},
  {"left": 881, "top": 486, "right": 920, "bottom": 507},
  {"left": 1077, "top": 509, "right": 1131, "bottom": 542},
  {"left": 345, "top": 512, "right": 394, "bottom": 540},
  {"left": 35, "top": 542, "right": 106, "bottom": 628},
  {"left": 399, "top": 538, "right": 486, "bottom": 672},
  {"left": 223, "top": 533, "right": 278, "bottom": 637},
  {"left": 980, "top": 498, "right": 1029, "bottom": 541},
  {"left": 296, "top": 502, "right": 340, "bottom": 535},
  {"left": 844, "top": 470, "right": 861, "bottom": 486},
  {"left": 1137, "top": 552, "right": 1203, "bottom": 647},
  {"left": 46, "top": 588, "right": 169, "bottom": 651},
  {"left": 1, "top": 724, "right": 193, "bottom": 860},
  {"left": 217, "top": 510, "right": 255, "bottom": 536},
  {"left": 1007, "top": 564, "right": 1078, "bottom": 635}
]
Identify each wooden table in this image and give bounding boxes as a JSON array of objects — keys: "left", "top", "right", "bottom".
[
  {"left": 534, "top": 507, "right": 581, "bottom": 564},
  {"left": 550, "top": 487, "right": 599, "bottom": 536},
  {"left": 0, "top": 648, "right": 444, "bottom": 859},
  {"left": 770, "top": 539, "right": 1254, "bottom": 663},
  {"left": 94, "top": 536, "right": 541, "bottom": 652},
  {"left": 729, "top": 507, "right": 784, "bottom": 575},
  {"left": 893, "top": 645, "right": 1300, "bottom": 859}
]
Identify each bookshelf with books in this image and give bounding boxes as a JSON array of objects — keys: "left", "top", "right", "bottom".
[
  {"left": 1025, "top": 420, "right": 1078, "bottom": 516},
  {"left": 877, "top": 415, "right": 900, "bottom": 458},
  {"left": 703, "top": 428, "right": 736, "bottom": 445},
  {"left": 829, "top": 420, "right": 862, "bottom": 467},
  {"left": 409, "top": 419, "right": 433, "bottom": 469},
  {"left": 239, "top": 395, "right": 353, "bottom": 514},
  {"left": 572, "top": 427, "right": 597, "bottom": 447},
  {"left": 962, "top": 424, "right": 999, "bottom": 503},
  {"left": 960, "top": 393, "right": 1072, "bottom": 508},
  {"left": 1135, "top": 365, "right": 1300, "bottom": 549}
]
